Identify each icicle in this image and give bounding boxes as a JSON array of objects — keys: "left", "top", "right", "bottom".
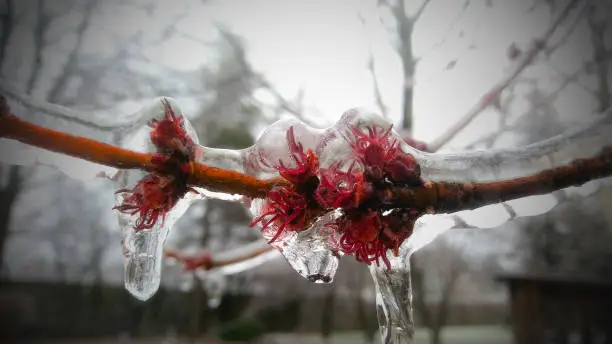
[
  {"left": 369, "top": 241, "right": 415, "bottom": 344},
  {"left": 116, "top": 98, "right": 199, "bottom": 300},
  {"left": 195, "top": 270, "right": 227, "bottom": 309},
  {"left": 122, "top": 224, "right": 168, "bottom": 301}
]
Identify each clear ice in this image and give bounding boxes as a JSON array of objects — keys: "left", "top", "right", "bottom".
[
  {"left": 3, "top": 84, "right": 612, "bottom": 340},
  {"left": 369, "top": 243, "right": 416, "bottom": 344},
  {"left": 115, "top": 99, "right": 200, "bottom": 300}
]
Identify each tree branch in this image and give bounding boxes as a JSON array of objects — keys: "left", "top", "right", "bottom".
[
  {"left": 367, "top": 51, "right": 389, "bottom": 120},
  {"left": 386, "top": 146, "right": 612, "bottom": 213},
  {"left": 587, "top": 3, "right": 611, "bottom": 113},
  {"left": 0, "top": 0, "right": 14, "bottom": 70},
  {"left": 165, "top": 242, "right": 275, "bottom": 271},
  {"left": 413, "top": 0, "right": 431, "bottom": 21},
  {"left": 47, "top": 0, "right": 99, "bottom": 103},
  {"left": 3, "top": 96, "right": 611, "bottom": 223},
  {"left": 25, "top": 0, "right": 56, "bottom": 95},
  {"left": 0, "top": 108, "right": 281, "bottom": 198},
  {"left": 427, "top": 0, "right": 581, "bottom": 152}
]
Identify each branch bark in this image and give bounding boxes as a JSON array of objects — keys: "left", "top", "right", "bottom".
[
  {"left": 2, "top": 99, "right": 611, "bottom": 219},
  {"left": 0, "top": 109, "right": 280, "bottom": 197},
  {"left": 386, "top": 146, "right": 612, "bottom": 213}
]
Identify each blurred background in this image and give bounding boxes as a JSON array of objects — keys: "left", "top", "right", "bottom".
[{"left": 0, "top": 0, "right": 611, "bottom": 343}]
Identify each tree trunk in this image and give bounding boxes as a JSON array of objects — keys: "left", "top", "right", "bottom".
[{"left": 0, "top": 165, "right": 22, "bottom": 278}]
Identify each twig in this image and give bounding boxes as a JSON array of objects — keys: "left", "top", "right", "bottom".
[
  {"left": 25, "top": 0, "right": 50, "bottom": 94},
  {"left": 165, "top": 242, "right": 275, "bottom": 271},
  {"left": 0, "top": 108, "right": 280, "bottom": 198},
  {"left": 544, "top": 0, "right": 587, "bottom": 57},
  {"left": 2, "top": 96, "right": 611, "bottom": 224},
  {"left": 257, "top": 77, "right": 322, "bottom": 128},
  {"left": 367, "top": 51, "right": 389, "bottom": 119},
  {"left": 388, "top": 147, "right": 612, "bottom": 213},
  {"left": 0, "top": 79, "right": 151, "bottom": 132},
  {"left": 415, "top": 0, "right": 471, "bottom": 63},
  {"left": 0, "top": 0, "right": 14, "bottom": 68},
  {"left": 427, "top": 0, "right": 581, "bottom": 152},
  {"left": 413, "top": 0, "right": 432, "bottom": 21},
  {"left": 47, "top": 0, "right": 99, "bottom": 103}
]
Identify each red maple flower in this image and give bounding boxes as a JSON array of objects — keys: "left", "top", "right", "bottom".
[
  {"left": 114, "top": 172, "right": 186, "bottom": 231},
  {"left": 275, "top": 126, "right": 319, "bottom": 185},
  {"left": 379, "top": 209, "right": 419, "bottom": 256},
  {"left": 315, "top": 160, "right": 367, "bottom": 209},
  {"left": 349, "top": 125, "right": 399, "bottom": 168},
  {"left": 149, "top": 99, "right": 195, "bottom": 159},
  {"left": 115, "top": 99, "right": 198, "bottom": 231},
  {"left": 330, "top": 208, "right": 421, "bottom": 271},
  {"left": 335, "top": 211, "right": 392, "bottom": 270},
  {"left": 385, "top": 150, "right": 421, "bottom": 185},
  {"left": 250, "top": 185, "right": 309, "bottom": 244},
  {"left": 349, "top": 124, "right": 422, "bottom": 185}
]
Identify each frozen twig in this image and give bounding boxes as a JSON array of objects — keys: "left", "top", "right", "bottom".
[
  {"left": 165, "top": 241, "right": 276, "bottom": 272},
  {"left": 2, "top": 96, "right": 611, "bottom": 223},
  {"left": 415, "top": 0, "right": 471, "bottom": 63},
  {"left": 367, "top": 51, "right": 390, "bottom": 120},
  {"left": 427, "top": 0, "right": 581, "bottom": 152},
  {"left": 256, "top": 77, "right": 323, "bottom": 128}
]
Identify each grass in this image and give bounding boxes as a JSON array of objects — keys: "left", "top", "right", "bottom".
[{"left": 269, "top": 325, "right": 512, "bottom": 344}]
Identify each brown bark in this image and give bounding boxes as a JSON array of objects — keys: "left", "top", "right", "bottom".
[
  {"left": 0, "top": 109, "right": 280, "bottom": 198},
  {"left": 387, "top": 147, "right": 612, "bottom": 214}
]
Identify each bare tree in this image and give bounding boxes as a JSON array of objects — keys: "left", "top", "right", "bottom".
[
  {"left": 411, "top": 239, "right": 468, "bottom": 344},
  {"left": 0, "top": 165, "right": 22, "bottom": 277}
]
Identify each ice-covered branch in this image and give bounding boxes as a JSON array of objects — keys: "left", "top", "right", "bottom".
[
  {"left": 165, "top": 240, "right": 276, "bottom": 273},
  {"left": 392, "top": 146, "right": 612, "bottom": 213},
  {"left": 420, "top": 108, "right": 612, "bottom": 182},
  {"left": 0, "top": 97, "right": 281, "bottom": 198},
  {"left": 0, "top": 79, "right": 160, "bottom": 132},
  {"left": 2, "top": 95, "right": 612, "bottom": 300}
]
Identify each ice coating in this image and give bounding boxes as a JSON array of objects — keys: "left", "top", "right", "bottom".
[
  {"left": 369, "top": 241, "right": 415, "bottom": 344},
  {"left": 215, "top": 240, "right": 280, "bottom": 275},
  {"left": 3, "top": 85, "right": 612, "bottom": 298},
  {"left": 0, "top": 79, "right": 179, "bottom": 181},
  {"left": 116, "top": 98, "right": 200, "bottom": 301},
  {"left": 416, "top": 108, "right": 612, "bottom": 182},
  {"left": 272, "top": 211, "right": 342, "bottom": 283},
  {"left": 186, "top": 106, "right": 612, "bottom": 283}
]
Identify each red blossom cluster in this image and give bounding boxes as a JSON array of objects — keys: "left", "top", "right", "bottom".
[
  {"left": 112, "top": 100, "right": 426, "bottom": 269},
  {"left": 114, "top": 100, "right": 196, "bottom": 231},
  {"left": 251, "top": 127, "right": 320, "bottom": 243},
  {"left": 251, "top": 124, "right": 425, "bottom": 270}
]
